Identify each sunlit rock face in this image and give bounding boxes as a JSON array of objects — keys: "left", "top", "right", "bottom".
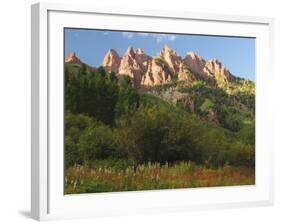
[
  {"left": 204, "top": 59, "right": 235, "bottom": 87},
  {"left": 142, "top": 58, "right": 172, "bottom": 86},
  {"left": 159, "top": 45, "right": 182, "bottom": 78},
  {"left": 65, "top": 52, "right": 82, "bottom": 64},
  {"left": 183, "top": 51, "right": 207, "bottom": 78},
  {"left": 102, "top": 49, "right": 121, "bottom": 73},
  {"left": 99, "top": 46, "right": 238, "bottom": 88}
]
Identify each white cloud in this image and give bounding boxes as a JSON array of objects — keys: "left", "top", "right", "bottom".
[
  {"left": 121, "top": 32, "right": 177, "bottom": 42},
  {"left": 137, "top": 33, "right": 149, "bottom": 37},
  {"left": 168, "top": 35, "right": 176, "bottom": 41},
  {"left": 154, "top": 34, "right": 165, "bottom": 43},
  {"left": 153, "top": 34, "right": 177, "bottom": 43},
  {"left": 122, "top": 32, "right": 134, "bottom": 39}
]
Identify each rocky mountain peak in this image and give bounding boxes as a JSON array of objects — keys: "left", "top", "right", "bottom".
[
  {"left": 125, "top": 46, "right": 135, "bottom": 57},
  {"left": 135, "top": 48, "right": 151, "bottom": 72},
  {"left": 108, "top": 48, "right": 119, "bottom": 55},
  {"left": 186, "top": 51, "right": 204, "bottom": 61},
  {"left": 159, "top": 45, "right": 181, "bottom": 77},
  {"left": 204, "top": 59, "right": 235, "bottom": 87},
  {"left": 65, "top": 52, "right": 82, "bottom": 64},
  {"left": 160, "top": 45, "right": 176, "bottom": 56},
  {"left": 208, "top": 58, "right": 222, "bottom": 67},
  {"left": 118, "top": 46, "right": 143, "bottom": 88},
  {"left": 205, "top": 59, "right": 226, "bottom": 74},
  {"left": 135, "top": 48, "right": 145, "bottom": 55},
  {"left": 183, "top": 51, "right": 206, "bottom": 78},
  {"left": 102, "top": 49, "right": 121, "bottom": 73},
  {"left": 98, "top": 45, "right": 239, "bottom": 88},
  {"left": 142, "top": 58, "right": 172, "bottom": 86},
  {"left": 65, "top": 52, "right": 97, "bottom": 72}
]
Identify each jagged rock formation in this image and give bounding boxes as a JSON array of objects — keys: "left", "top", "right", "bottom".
[
  {"left": 183, "top": 51, "right": 235, "bottom": 87},
  {"left": 102, "top": 49, "right": 121, "bottom": 73},
  {"left": 135, "top": 48, "right": 151, "bottom": 72},
  {"left": 117, "top": 46, "right": 237, "bottom": 88},
  {"left": 204, "top": 59, "right": 235, "bottom": 87},
  {"left": 118, "top": 46, "right": 144, "bottom": 88},
  {"left": 65, "top": 52, "right": 82, "bottom": 64},
  {"left": 142, "top": 57, "right": 172, "bottom": 86},
  {"left": 65, "top": 47, "right": 239, "bottom": 88},
  {"left": 183, "top": 51, "right": 207, "bottom": 78},
  {"left": 159, "top": 45, "right": 181, "bottom": 77},
  {"left": 65, "top": 52, "right": 96, "bottom": 72},
  {"left": 178, "top": 62, "right": 193, "bottom": 83}
]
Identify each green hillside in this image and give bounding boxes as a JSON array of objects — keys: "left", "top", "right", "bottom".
[{"left": 64, "top": 63, "right": 255, "bottom": 193}]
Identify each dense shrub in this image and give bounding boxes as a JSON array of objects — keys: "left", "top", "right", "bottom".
[
  {"left": 65, "top": 66, "right": 118, "bottom": 126},
  {"left": 79, "top": 124, "right": 116, "bottom": 161},
  {"left": 215, "top": 106, "right": 243, "bottom": 132},
  {"left": 124, "top": 105, "right": 193, "bottom": 163},
  {"left": 64, "top": 113, "right": 98, "bottom": 167}
]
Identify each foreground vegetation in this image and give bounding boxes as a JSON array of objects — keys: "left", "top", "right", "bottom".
[
  {"left": 64, "top": 63, "right": 255, "bottom": 194},
  {"left": 65, "top": 161, "right": 255, "bottom": 194}
]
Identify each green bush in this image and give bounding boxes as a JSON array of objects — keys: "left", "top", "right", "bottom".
[
  {"left": 216, "top": 106, "right": 242, "bottom": 132},
  {"left": 200, "top": 98, "right": 214, "bottom": 113},
  {"left": 121, "top": 103, "right": 200, "bottom": 164},
  {"left": 64, "top": 113, "right": 98, "bottom": 167},
  {"left": 65, "top": 65, "right": 119, "bottom": 126},
  {"left": 65, "top": 135, "right": 81, "bottom": 167},
  {"left": 79, "top": 124, "right": 116, "bottom": 161}
]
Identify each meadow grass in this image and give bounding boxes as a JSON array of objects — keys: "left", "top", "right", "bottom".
[{"left": 64, "top": 161, "right": 255, "bottom": 194}]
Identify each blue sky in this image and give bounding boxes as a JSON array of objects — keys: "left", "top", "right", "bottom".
[{"left": 65, "top": 28, "right": 255, "bottom": 81}]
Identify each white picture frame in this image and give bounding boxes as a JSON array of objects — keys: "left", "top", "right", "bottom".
[{"left": 31, "top": 2, "right": 274, "bottom": 221}]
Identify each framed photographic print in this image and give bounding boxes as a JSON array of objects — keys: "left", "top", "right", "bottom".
[{"left": 31, "top": 2, "right": 274, "bottom": 221}]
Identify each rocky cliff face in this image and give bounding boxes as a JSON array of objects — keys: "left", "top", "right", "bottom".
[
  {"left": 65, "top": 52, "right": 82, "bottom": 64},
  {"left": 159, "top": 45, "right": 181, "bottom": 77},
  {"left": 183, "top": 51, "right": 207, "bottom": 78},
  {"left": 178, "top": 62, "right": 194, "bottom": 83},
  {"left": 65, "top": 47, "right": 239, "bottom": 88},
  {"left": 102, "top": 49, "right": 121, "bottom": 73},
  {"left": 204, "top": 59, "right": 235, "bottom": 87},
  {"left": 182, "top": 52, "right": 235, "bottom": 86},
  {"left": 118, "top": 46, "right": 145, "bottom": 88},
  {"left": 117, "top": 46, "right": 181, "bottom": 88},
  {"left": 135, "top": 48, "right": 151, "bottom": 72},
  {"left": 142, "top": 57, "right": 172, "bottom": 86},
  {"left": 112, "top": 46, "right": 237, "bottom": 88}
]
